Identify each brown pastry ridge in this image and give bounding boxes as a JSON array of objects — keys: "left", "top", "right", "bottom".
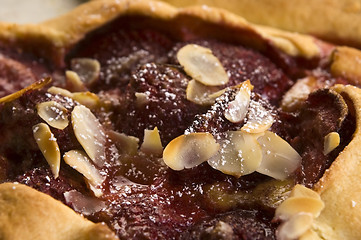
[{"left": 0, "top": 182, "right": 118, "bottom": 240}]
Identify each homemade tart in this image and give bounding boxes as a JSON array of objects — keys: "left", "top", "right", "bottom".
[{"left": 1, "top": 0, "right": 361, "bottom": 239}]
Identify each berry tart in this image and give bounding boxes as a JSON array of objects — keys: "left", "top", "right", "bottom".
[{"left": 0, "top": 1, "right": 361, "bottom": 239}]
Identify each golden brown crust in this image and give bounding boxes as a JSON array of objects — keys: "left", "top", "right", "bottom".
[
  {"left": 312, "top": 85, "right": 361, "bottom": 239},
  {"left": 330, "top": 46, "right": 361, "bottom": 86},
  {"left": 160, "top": 0, "right": 361, "bottom": 48},
  {"left": 0, "top": 0, "right": 321, "bottom": 63},
  {"left": 0, "top": 183, "right": 118, "bottom": 240}
]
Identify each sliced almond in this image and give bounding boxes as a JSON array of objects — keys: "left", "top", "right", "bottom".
[
  {"left": 47, "top": 86, "right": 73, "bottom": 98},
  {"left": 72, "top": 92, "right": 100, "bottom": 109},
  {"left": 32, "top": 123, "right": 60, "bottom": 178},
  {"left": 275, "top": 197, "right": 325, "bottom": 221},
  {"left": 140, "top": 127, "right": 163, "bottom": 157},
  {"left": 177, "top": 44, "right": 229, "bottom": 86},
  {"left": 281, "top": 77, "right": 317, "bottom": 112},
  {"left": 277, "top": 212, "right": 313, "bottom": 240},
  {"left": 71, "top": 58, "right": 100, "bottom": 86},
  {"left": 107, "top": 130, "right": 139, "bottom": 156},
  {"left": 71, "top": 105, "right": 106, "bottom": 167},
  {"left": 241, "top": 100, "right": 274, "bottom": 133},
  {"left": 224, "top": 81, "right": 253, "bottom": 123},
  {"left": 66, "top": 70, "right": 87, "bottom": 92},
  {"left": 37, "top": 101, "right": 69, "bottom": 130},
  {"left": 256, "top": 131, "right": 301, "bottom": 180},
  {"left": 186, "top": 79, "right": 222, "bottom": 105},
  {"left": 208, "top": 131, "right": 262, "bottom": 178},
  {"left": 63, "top": 150, "right": 104, "bottom": 197},
  {"left": 163, "top": 132, "right": 220, "bottom": 170},
  {"left": 323, "top": 132, "right": 340, "bottom": 155},
  {"left": 135, "top": 92, "right": 150, "bottom": 107},
  {"left": 0, "top": 77, "right": 51, "bottom": 104},
  {"left": 290, "top": 184, "right": 321, "bottom": 200}
]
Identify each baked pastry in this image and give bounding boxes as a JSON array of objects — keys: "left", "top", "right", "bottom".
[
  {"left": 160, "top": 0, "right": 361, "bottom": 48},
  {"left": 1, "top": 1, "right": 361, "bottom": 239}
]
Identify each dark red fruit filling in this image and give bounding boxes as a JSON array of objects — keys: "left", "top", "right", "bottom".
[{"left": 0, "top": 18, "right": 356, "bottom": 240}]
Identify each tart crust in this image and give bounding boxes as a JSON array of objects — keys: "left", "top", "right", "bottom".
[
  {"left": 160, "top": 0, "right": 361, "bottom": 48},
  {"left": 0, "top": 0, "right": 321, "bottom": 65},
  {"left": 0, "top": 183, "right": 118, "bottom": 240},
  {"left": 312, "top": 85, "right": 361, "bottom": 239},
  {"left": 1, "top": 0, "right": 361, "bottom": 239}
]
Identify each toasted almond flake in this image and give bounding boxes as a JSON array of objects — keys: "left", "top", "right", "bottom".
[
  {"left": 71, "top": 105, "right": 106, "bottom": 167},
  {"left": 323, "top": 132, "right": 340, "bottom": 155},
  {"left": 281, "top": 77, "right": 317, "bottom": 112},
  {"left": 0, "top": 77, "right": 51, "bottom": 104},
  {"left": 224, "top": 81, "right": 253, "bottom": 123},
  {"left": 177, "top": 44, "right": 229, "bottom": 86},
  {"left": 208, "top": 131, "right": 262, "bottom": 178},
  {"left": 163, "top": 132, "right": 220, "bottom": 170},
  {"left": 135, "top": 92, "right": 150, "bottom": 107},
  {"left": 66, "top": 70, "right": 87, "bottom": 92},
  {"left": 290, "top": 184, "right": 321, "bottom": 200},
  {"left": 63, "top": 150, "right": 104, "bottom": 197},
  {"left": 32, "top": 123, "right": 60, "bottom": 178},
  {"left": 140, "top": 127, "right": 163, "bottom": 157},
  {"left": 71, "top": 58, "right": 100, "bottom": 86},
  {"left": 186, "top": 79, "right": 222, "bottom": 105},
  {"left": 107, "top": 130, "right": 139, "bottom": 156},
  {"left": 256, "top": 131, "right": 301, "bottom": 180},
  {"left": 72, "top": 92, "right": 100, "bottom": 109},
  {"left": 47, "top": 86, "right": 73, "bottom": 98},
  {"left": 37, "top": 101, "right": 69, "bottom": 130},
  {"left": 241, "top": 100, "right": 275, "bottom": 133},
  {"left": 275, "top": 197, "right": 325, "bottom": 221},
  {"left": 277, "top": 212, "right": 314, "bottom": 240}
]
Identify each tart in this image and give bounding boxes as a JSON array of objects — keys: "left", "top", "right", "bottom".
[{"left": 1, "top": 0, "right": 361, "bottom": 239}]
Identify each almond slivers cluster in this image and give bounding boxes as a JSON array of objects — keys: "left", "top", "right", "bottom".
[
  {"left": 163, "top": 44, "right": 301, "bottom": 180},
  {"left": 275, "top": 184, "right": 325, "bottom": 240}
]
